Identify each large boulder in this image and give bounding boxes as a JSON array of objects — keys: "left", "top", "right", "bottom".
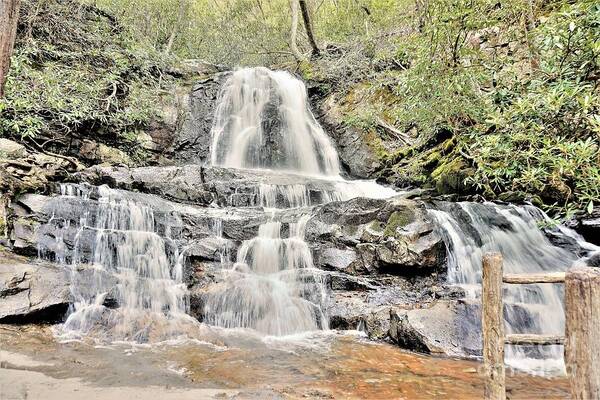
[
  {"left": 389, "top": 300, "right": 482, "bottom": 356},
  {"left": 0, "top": 250, "right": 70, "bottom": 322},
  {"left": 306, "top": 196, "right": 446, "bottom": 275}
]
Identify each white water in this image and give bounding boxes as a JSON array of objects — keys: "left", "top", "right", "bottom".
[
  {"left": 210, "top": 67, "right": 341, "bottom": 176},
  {"left": 204, "top": 216, "right": 328, "bottom": 335},
  {"left": 430, "top": 202, "right": 598, "bottom": 374},
  {"left": 35, "top": 66, "right": 595, "bottom": 377},
  {"left": 54, "top": 186, "right": 197, "bottom": 342},
  {"left": 205, "top": 67, "right": 395, "bottom": 335}
]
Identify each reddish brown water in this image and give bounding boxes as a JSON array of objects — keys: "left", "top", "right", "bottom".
[{"left": 0, "top": 325, "right": 568, "bottom": 399}]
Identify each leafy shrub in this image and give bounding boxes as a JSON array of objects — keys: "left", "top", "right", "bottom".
[{"left": 0, "top": 0, "right": 170, "bottom": 160}]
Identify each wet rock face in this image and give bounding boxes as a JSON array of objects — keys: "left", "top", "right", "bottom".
[
  {"left": 0, "top": 252, "right": 70, "bottom": 322},
  {"left": 1, "top": 166, "right": 474, "bottom": 358},
  {"left": 306, "top": 196, "right": 446, "bottom": 275},
  {"left": 567, "top": 207, "right": 600, "bottom": 246},
  {"left": 172, "top": 72, "right": 380, "bottom": 179},
  {"left": 76, "top": 164, "right": 372, "bottom": 208},
  {"left": 315, "top": 96, "right": 381, "bottom": 179},
  {"left": 171, "top": 73, "right": 230, "bottom": 164},
  {"left": 7, "top": 190, "right": 272, "bottom": 263}
]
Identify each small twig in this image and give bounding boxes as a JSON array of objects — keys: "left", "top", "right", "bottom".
[{"left": 104, "top": 82, "right": 118, "bottom": 111}]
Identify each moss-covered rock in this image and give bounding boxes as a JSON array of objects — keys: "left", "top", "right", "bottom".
[
  {"left": 431, "top": 157, "right": 474, "bottom": 195},
  {"left": 383, "top": 209, "right": 416, "bottom": 237}
]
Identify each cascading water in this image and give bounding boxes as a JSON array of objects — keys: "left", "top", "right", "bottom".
[
  {"left": 430, "top": 202, "right": 598, "bottom": 373},
  {"left": 51, "top": 186, "right": 196, "bottom": 342},
  {"left": 32, "top": 64, "right": 595, "bottom": 379},
  {"left": 210, "top": 67, "right": 341, "bottom": 176},
  {"left": 204, "top": 216, "right": 327, "bottom": 335},
  {"left": 204, "top": 67, "right": 395, "bottom": 335}
]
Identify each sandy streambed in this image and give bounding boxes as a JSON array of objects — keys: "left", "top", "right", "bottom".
[{"left": 0, "top": 325, "right": 569, "bottom": 399}]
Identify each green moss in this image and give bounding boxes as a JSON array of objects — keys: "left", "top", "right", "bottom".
[
  {"left": 431, "top": 157, "right": 473, "bottom": 195},
  {"left": 383, "top": 209, "right": 415, "bottom": 237},
  {"left": 424, "top": 150, "right": 442, "bottom": 167},
  {"left": 369, "top": 220, "right": 385, "bottom": 232}
]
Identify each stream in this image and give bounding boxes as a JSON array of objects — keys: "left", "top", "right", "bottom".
[{"left": 3, "top": 66, "right": 598, "bottom": 398}]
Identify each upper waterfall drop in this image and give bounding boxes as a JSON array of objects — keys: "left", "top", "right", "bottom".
[{"left": 209, "top": 67, "right": 341, "bottom": 176}]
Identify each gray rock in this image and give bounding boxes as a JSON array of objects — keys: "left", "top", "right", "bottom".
[
  {"left": 389, "top": 300, "right": 482, "bottom": 356},
  {"left": 7, "top": 186, "right": 270, "bottom": 259},
  {"left": 77, "top": 164, "right": 374, "bottom": 209},
  {"left": 0, "top": 253, "right": 70, "bottom": 322},
  {"left": 316, "top": 96, "right": 381, "bottom": 178},
  {"left": 307, "top": 196, "right": 446, "bottom": 275},
  {"left": 0, "top": 139, "right": 27, "bottom": 159},
  {"left": 172, "top": 73, "right": 230, "bottom": 164},
  {"left": 316, "top": 247, "right": 358, "bottom": 271},
  {"left": 568, "top": 207, "right": 600, "bottom": 246}
]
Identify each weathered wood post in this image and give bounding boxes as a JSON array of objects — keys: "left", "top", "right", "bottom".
[
  {"left": 482, "top": 252, "right": 505, "bottom": 400},
  {"left": 565, "top": 265, "right": 600, "bottom": 399}
]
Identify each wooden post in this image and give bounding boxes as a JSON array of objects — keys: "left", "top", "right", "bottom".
[
  {"left": 565, "top": 266, "right": 600, "bottom": 399},
  {"left": 482, "top": 252, "right": 505, "bottom": 400}
]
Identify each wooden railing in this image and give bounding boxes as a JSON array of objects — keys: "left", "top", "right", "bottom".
[{"left": 482, "top": 252, "right": 600, "bottom": 400}]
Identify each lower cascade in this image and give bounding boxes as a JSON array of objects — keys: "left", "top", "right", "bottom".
[
  {"left": 28, "top": 67, "right": 598, "bottom": 378},
  {"left": 49, "top": 186, "right": 196, "bottom": 342},
  {"left": 204, "top": 216, "right": 328, "bottom": 335},
  {"left": 430, "top": 201, "right": 598, "bottom": 373}
]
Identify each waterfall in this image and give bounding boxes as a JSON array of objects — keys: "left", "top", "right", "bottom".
[
  {"left": 204, "top": 216, "right": 328, "bottom": 335},
  {"left": 31, "top": 65, "right": 595, "bottom": 376},
  {"left": 209, "top": 67, "right": 341, "bottom": 176},
  {"left": 430, "top": 201, "right": 598, "bottom": 374},
  {"left": 53, "top": 186, "right": 195, "bottom": 342},
  {"left": 203, "top": 67, "right": 395, "bottom": 335}
]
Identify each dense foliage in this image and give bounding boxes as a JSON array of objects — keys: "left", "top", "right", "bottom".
[
  {"left": 2, "top": 0, "right": 598, "bottom": 217},
  {"left": 90, "top": 0, "right": 405, "bottom": 66},
  {"left": 0, "top": 0, "right": 170, "bottom": 160}
]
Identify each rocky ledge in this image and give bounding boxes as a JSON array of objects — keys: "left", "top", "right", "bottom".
[{"left": 0, "top": 170, "right": 482, "bottom": 357}]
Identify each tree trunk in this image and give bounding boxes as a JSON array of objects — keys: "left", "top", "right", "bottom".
[
  {"left": 163, "top": 0, "right": 187, "bottom": 56},
  {"left": 0, "top": 0, "right": 21, "bottom": 98},
  {"left": 298, "top": 0, "right": 320, "bottom": 57},
  {"left": 289, "top": 0, "right": 304, "bottom": 61}
]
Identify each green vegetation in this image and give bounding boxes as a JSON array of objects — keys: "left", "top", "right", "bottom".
[
  {"left": 90, "top": 0, "right": 405, "bottom": 66},
  {"left": 305, "top": 0, "right": 599, "bottom": 218},
  {"left": 0, "top": 0, "right": 171, "bottom": 162},
  {"left": 1, "top": 0, "right": 597, "bottom": 217}
]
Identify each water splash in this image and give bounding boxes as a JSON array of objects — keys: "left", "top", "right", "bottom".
[{"left": 430, "top": 201, "right": 598, "bottom": 374}]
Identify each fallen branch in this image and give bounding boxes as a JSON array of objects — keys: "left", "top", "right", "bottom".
[
  {"left": 104, "top": 81, "right": 118, "bottom": 111},
  {"left": 376, "top": 117, "right": 413, "bottom": 145},
  {"left": 24, "top": 138, "right": 80, "bottom": 169}
]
